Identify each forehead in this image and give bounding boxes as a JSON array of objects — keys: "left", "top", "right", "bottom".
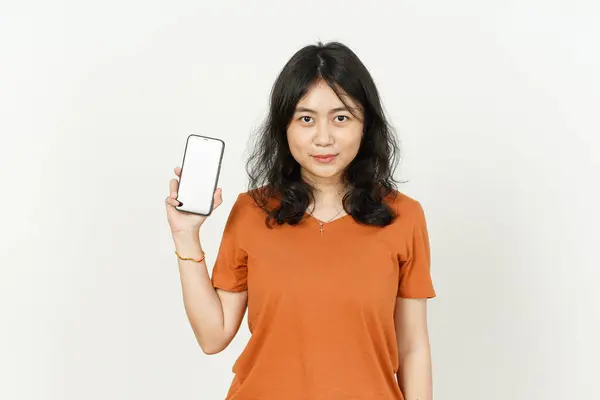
[{"left": 295, "top": 80, "right": 358, "bottom": 111}]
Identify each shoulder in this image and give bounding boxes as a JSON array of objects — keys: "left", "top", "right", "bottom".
[
  {"left": 231, "top": 187, "right": 273, "bottom": 216},
  {"left": 382, "top": 189, "right": 428, "bottom": 234},
  {"left": 384, "top": 189, "right": 425, "bottom": 218},
  {"left": 219, "top": 190, "right": 266, "bottom": 234}
]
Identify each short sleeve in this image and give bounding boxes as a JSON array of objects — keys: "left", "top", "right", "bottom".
[
  {"left": 211, "top": 194, "right": 248, "bottom": 292},
  {"left": 397, "top": 201, "right": 436, "bottom": 298}
]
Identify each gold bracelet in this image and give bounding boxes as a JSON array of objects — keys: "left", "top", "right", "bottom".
[{"left": 174, "top": 250, "right": 206, "bottom": 263}]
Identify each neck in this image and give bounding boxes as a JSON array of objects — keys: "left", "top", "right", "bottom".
[{"left": 302, "top": 170, "right": 347, "bottom": 207}]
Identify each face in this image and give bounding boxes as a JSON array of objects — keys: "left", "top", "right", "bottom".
[{"left": 286, "top": 80, "right": 364, "bottom": 185}]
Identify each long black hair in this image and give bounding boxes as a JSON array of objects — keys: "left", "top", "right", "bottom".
[{"left": 246, "top": 41, "right": 401, "bottom": 228}]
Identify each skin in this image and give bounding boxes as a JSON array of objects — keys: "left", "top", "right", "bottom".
[
  {"left": 165, "top": 78, "right": 433, "bottom": 399},
  {"left": 288, "top": 79, "right": 433, "bottom": 399},
  {"left": 166, "top": 176, "right": 247, "bottom": 355},
  {"left": 286, "top": 78, "right": 363, "bottom": 219},
  {"left": 395, "top": 298, "right": 433, "bottom": 399}
]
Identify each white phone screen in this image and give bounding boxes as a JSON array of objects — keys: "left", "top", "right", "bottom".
[{"left": 176, "top": 135, "right": 224, "bottom": 216}]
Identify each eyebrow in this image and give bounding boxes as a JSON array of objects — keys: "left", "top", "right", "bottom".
[{"left": 294, "top": 106, "right": 349, "bottom": 114}]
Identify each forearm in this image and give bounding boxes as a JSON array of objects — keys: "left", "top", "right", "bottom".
[
  {"left": 173, "top": 232, "right": 225, "bottom": 353},
  {"left": 396, "top": 345, "right": 433, "bottom": 400}
]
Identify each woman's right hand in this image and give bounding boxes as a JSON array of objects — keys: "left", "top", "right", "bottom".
[{"left": 165, "top": 166, "right": 223, "bottom": 236}]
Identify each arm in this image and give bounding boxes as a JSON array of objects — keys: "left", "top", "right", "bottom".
[
  {"left": 174, "top": 232, "right": 247, "bottom": 355},
  {"left": 394, "top": 297, "right": 433, "bottom": 400}
]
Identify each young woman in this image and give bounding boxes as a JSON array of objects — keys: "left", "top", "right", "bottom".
[{"left": 165, "top": 41, "right": 436, "bottom": 400}]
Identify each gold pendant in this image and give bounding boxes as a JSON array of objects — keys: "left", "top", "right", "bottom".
[{"left": 319, "top": 223, "right": 324, "bottom": 235}]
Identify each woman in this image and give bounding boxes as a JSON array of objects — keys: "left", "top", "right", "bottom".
[{"left": 165, "top": 41, "right": 436, "bottom": 400}]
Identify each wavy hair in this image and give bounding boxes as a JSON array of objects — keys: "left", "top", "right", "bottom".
[{"left": 246, "top": 41, "right": 401, "bottom": 228}]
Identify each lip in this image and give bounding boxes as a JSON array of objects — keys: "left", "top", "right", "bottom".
[{"left": 312, "top": 154, "right": 338, "bottom": 163}]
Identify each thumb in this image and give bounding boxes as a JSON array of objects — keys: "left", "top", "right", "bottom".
[{"left": 212, "top": 188, "right": 223, "bottom": 210}]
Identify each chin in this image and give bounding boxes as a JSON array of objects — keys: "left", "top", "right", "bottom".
[{"left": 305, "top": 167, "right": 343, "bottom": 180}]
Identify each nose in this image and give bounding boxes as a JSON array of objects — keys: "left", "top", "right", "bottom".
[{"left": 313, "top": 122, "right": 334, "bottom": 146}]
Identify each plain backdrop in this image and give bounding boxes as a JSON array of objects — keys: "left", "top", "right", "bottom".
[{"left": 1, "top": 1, "right": 598, "bottom": 399}]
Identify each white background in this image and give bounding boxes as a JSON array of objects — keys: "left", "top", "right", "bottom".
[{"left": 1, "top": 1, "right": 598, "bottom": 399}]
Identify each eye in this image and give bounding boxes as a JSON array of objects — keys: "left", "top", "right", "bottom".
[
  {"left": 299, "top": 116, "right": 313, "bottom": 123},
  {"left": 335, "top": 115, "right": 349, "bottom": 122}
]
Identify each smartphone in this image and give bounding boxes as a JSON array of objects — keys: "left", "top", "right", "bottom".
[{"left": 175, "top": 134, "right": 225, "bottom": 216}]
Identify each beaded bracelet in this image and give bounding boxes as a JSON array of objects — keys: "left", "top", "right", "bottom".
[{"left": 174, "top": 250, "right": 206, "bottom": 263}]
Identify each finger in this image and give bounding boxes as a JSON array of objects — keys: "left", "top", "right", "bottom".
[
  {"left": 212, "top": 188, "right": 223, "bottom": 210},
  {"left": 169, "top": 178, "right": 179, "bottom": 194},
  {"left": 174, "top": 166, "right": 181, "bottom": 177},
  {"left": 165, "top": 196, "right": 182, "bottom": 207}
]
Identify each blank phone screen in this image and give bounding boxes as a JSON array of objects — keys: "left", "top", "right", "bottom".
[{"left": 176, "top": 135, "right": 224, "bottom": 215}]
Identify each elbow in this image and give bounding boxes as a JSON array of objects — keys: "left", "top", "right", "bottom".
[
  {"left": 397, "top": 344, "right": 432, "bottom": 366},
  {"left": 197, "top": 337, "right": 226, "bottom": 355},
  {"left": 190, "top": 324, "right": 232, "bottom": 355},
  {"left": 397, "top": 330, "right": 431, "bottom": 355},
  {"left": 201, "top": 346, "right": 222, "bottom": 355}
]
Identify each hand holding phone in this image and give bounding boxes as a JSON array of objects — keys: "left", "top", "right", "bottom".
[{"left": 165, "top": 134, "right": 225, "bottom": 235}]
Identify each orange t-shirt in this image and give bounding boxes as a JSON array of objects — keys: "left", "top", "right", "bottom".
[{"left": 211, "top": 189, "right": 436, "bottom": 399}]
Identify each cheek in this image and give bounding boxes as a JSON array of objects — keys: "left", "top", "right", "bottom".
[
  {"left": 286, "top": 127, "right": 308, "bottom": 159},
  {"left": 339, "top": 130, "right": 363, "bottom": 158}
]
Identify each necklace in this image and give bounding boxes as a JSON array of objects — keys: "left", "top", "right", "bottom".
[
  {"left": 307, "top": 187, "right": 348, "bottom": 236},
  {"left": 312, "top": 208, "right": 345, "bottom": 235}
]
